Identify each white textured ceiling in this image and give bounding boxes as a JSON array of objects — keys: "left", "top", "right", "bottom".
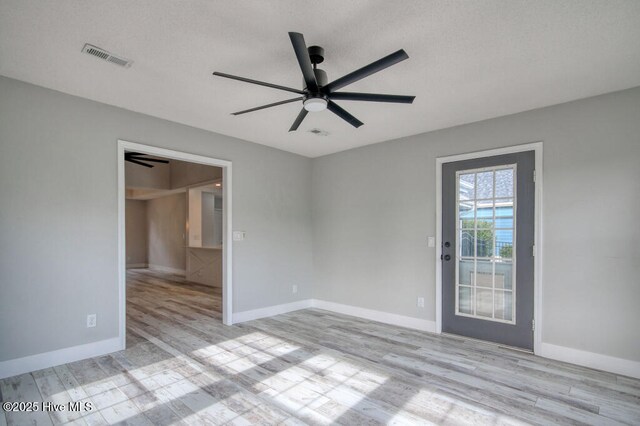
[{"left": 1, "top": 1, "right": 640, "bottom": 157}]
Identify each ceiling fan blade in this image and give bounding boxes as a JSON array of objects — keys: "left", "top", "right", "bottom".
[
  {"left": 323, "top": 49, "right": 409, "bottom": 93},
  {"left": 125, "top": 153, "right": 169, "bottom": 163},
  {"left": 126, "top": 158, "right": 154, "bottom": 168},
  {"left": 232, "top": 97, "right": 303, "bottom": 115},
  {"left": 213, "top": 72, "right": 305, "bottom": 95},
  {"left": 288, "top": 108, "right": 308, "bottom": 132},
  {"left": 327, "top": 101, "right": 364, "bottom": 128},
  {"left": 130, "top": 158, "right": 169, "bottom": 164},
  {"left": 288, "top": 32, "right": 318, "bottom": 92},
  {"left": 329, "top": 92, "right": 415, "bottom": 104}
]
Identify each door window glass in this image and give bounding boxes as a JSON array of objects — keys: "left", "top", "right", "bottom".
[{"left": 455, "top": 165, "right": 516, "bottom": 323}]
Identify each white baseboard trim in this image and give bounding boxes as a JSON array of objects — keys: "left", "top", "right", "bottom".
[
  {"left": 126, "top": 263, "right": 148, "bottom": 269},
  {"left": 539, "top": 342, "right": 640, "bottom": 379},
  {"left": 0, "top": 337, "right": 122, "bottom": 380},
  {"left": 233, "top": 299, "right": 314, "bottom": 324},
  {"left": 148, "top": 264, "right": 186, "bottom": 275},
  {"left": 233, "top": 298, "right": 436, "bottom": 332},
  {"left": 311, "top": 299, "right": 436, "bottom": 333}
]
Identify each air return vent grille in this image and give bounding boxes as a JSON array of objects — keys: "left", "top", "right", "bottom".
[
  {"left": 82, "top": 44, "right": 133, "bottom": 68},
  {"left": 308, "top": 128, "right": 329, "bottom": 136}
]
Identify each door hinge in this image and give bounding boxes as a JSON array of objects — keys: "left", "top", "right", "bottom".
[
  {"left": 532, "top": 319, "right": 536, "bottom": 331},
  {"left": 533, "top": 169, "right": 537, "bottom": 182}
]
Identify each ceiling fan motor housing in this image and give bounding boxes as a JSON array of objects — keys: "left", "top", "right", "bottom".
[{"left": 305, "top": 68, "right": 328, "bottom": 91}]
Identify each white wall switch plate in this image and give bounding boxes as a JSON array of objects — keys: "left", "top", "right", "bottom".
[
  {"left": 233, "top": 231, "right": 246, "bottom": 241},
  {"left": 427, "top": 236, "right": 435, "bottom": 247},
  {"left": 87, "top": 314, "right": 97, "bottom": 328},
  {"left": 417, "top": 297, "right": 425, "bottom": 308},
  {"left": 292, "top": 285, "right": 298, "bottom": 294}
]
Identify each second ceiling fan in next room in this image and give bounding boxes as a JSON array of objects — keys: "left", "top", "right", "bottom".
[
  {"left": 124, "top": 152, "right": 169, "bottom": 168},
  {"left": 213, "top": 32, "right": 415, "bottom": 131}
]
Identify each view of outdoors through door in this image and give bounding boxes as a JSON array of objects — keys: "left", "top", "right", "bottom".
[{"left": 457, "top": 165, "right": 516, "bottom": 323}]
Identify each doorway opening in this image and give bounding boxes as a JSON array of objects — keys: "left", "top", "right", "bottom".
[
  {"left": 436, "top": 143, "right": 543, "bottom": 353},
  {"left": 117, "top": 140, "right": 233, "bottom": 350}
]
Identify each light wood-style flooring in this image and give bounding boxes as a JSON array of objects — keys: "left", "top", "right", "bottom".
[{"left": 1, "top": 269, "right": 639, "bottom": 425}]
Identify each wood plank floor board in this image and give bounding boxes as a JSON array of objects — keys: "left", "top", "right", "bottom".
[
  {"left": 249, "top": 328, "right": 543, "bottom": 424},
  {"left": 99, "top": 398, "right": 150, "bottom": 425},
  {"left": 568, "top": 386, "right": 640, "bottom": 423},
  {"left": 83, "top": 411, "right": 110, "bottom": 425},
  {"left": 0, "top": 373, "right": 53, "bottom": 426},
  {"left": 2, "top": 269, "right": 639, "bottom": 425},
  {"left": 53, "top": 364, "right": 92, "bottom": 403},
  {"left": 33, "top": 372, "right": 84, "bottom": 424},
  {"left": 245, "top": 312, "right": 636, "bottom": 424}
]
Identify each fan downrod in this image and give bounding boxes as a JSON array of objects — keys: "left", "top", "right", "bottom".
[{"left": 303, "top": 46, "right": 328, "bottom": 92}]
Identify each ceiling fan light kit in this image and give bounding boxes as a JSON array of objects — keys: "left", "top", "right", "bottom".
[
  {"left": 213, "top": 32, "right": 415, "bottom": 132},
  {"left": 303, "top": 97, "right": 327, "bottom": 112}
]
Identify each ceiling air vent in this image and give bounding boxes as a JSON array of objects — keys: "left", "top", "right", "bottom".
[
  {"left": 82, "top": 44, "right": 133, "bottom": 68},
  {"left": 308, "top": 128, "right": 329, "bottom": 136}
]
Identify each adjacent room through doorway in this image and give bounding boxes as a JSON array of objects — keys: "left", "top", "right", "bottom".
[{"left": 124, "top": 148, "right": 226, "bottom": 342}]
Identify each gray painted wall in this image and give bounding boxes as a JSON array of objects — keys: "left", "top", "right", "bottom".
[
  {"left": 2, "top": 74, "right": 639, "bottom": 366},
  {"left": 125, "top": 200, "right": 148, "bottom": 266},
  {"left": 0, "top": 76, "right": 313, "bottom": 362},
  {"left": 147, "top": 193, "right": 187, "bottom": 272},
  {"left": 312, "top": 86, "right": 640, "bottom": 362}
]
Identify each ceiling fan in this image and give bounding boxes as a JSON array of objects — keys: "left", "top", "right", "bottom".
[
  {"left": 125, "top": 152, "right": 170, "bottom": 168},
  {"left": 213, "top": 32, "right": 415, "bottom": 131}
]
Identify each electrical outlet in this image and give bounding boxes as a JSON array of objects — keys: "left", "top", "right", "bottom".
[
  {"left": 233, "top": 231, "right": 246, "bottom": 241},
  {"left": 292, "top": 285, "right": 298, "bottom": 294},
  {"left": 87, "top": 314, "right": 97, "bottom": 328},
  {"left": 417, "top": 297, "right": 425, "bottom": 308}
]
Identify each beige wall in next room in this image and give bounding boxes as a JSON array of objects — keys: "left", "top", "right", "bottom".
[
  {"left": 147, "top": 193, "right": 187, "bottom": 273},
  {"left": 125, "top": 199, "right": 148, "bottom": 267}
]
